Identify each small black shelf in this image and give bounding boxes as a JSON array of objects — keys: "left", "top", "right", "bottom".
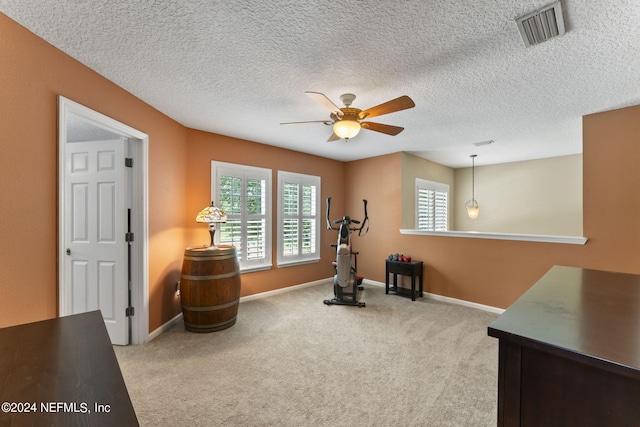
[
  {"left": 387, "top": 285, "right": 418, "bottom": 299},
  {"left": 385, "top": 260, "right": 424, "bottom": 301}
]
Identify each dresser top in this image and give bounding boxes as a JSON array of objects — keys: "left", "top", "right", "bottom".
[{"left": 488, "top": 265, "right": 640, "bottom": 374}]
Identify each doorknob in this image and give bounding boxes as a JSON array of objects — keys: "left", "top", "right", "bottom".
[{"left": 66, "top": 248, "right": 71, "bottom": 255}]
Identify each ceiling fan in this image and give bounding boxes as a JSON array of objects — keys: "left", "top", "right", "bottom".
[{"left": 281, "top": 92, "right": 415, "bottom": 142}]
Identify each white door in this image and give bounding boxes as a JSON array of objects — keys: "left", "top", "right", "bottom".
[{"left": 64, "top": 139, "right": 129, "bottom": 345}]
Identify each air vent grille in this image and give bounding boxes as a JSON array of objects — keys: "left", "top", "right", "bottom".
[
  {"left": 473, "top": 140, "right": 494, "bottom": 147},
  {"left": 516, "top": 1, "right": 566, "bottom": 47}
]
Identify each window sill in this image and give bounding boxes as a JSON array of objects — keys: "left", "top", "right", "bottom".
[
  {"left": 399, "top": 229, "right": 588, "bottom": 245},
  {"left": 277, "top": 258, "right": 320, "bottom": 268},
  {"left": 240, "top": 264, "right": 273, "bottom": 273}
]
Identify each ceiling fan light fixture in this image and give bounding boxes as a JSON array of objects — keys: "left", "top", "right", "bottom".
[
  {"left": 333, "top": 120, "right": 361, "bottom": 140},
  {"left": 285, "top": 92, "right": 415, "bottom": 142}
]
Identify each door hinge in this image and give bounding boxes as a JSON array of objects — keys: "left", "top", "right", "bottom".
[
  {"left": 125, "top": 232, "right": 134, "bottom": 242},
  {"left": 126, "top": 306, "right": 135, "bottom": 317},
  {"left": 125, "top": 157, "right": 133, "bottom": 167}
]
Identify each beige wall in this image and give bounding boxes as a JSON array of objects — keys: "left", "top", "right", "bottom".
[
  {"left": 454, "top": 154, "right": 583, "bottom": 235},
  {"left": 401, "top": 153, "right": 455, "bottom": 229},
  {"left": 400, "top": 153, "right": 583, "bottom": 235}
]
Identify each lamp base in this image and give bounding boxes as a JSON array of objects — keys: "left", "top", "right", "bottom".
[{"left": 208, "top": 227, "right": 216, "bottom": 248}]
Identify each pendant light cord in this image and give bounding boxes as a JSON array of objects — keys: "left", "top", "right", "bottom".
[{"left": 471, "top": 154, "right": 476, "bottom": 201}]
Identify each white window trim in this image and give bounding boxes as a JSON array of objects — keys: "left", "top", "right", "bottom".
[
  {"left": 277, "top": 171, "right": 321, "bottom": 267},
  {"left": 416, "top": 178, "right": 449, "bottom": 231},
  {"left": 211, "top": 161, "right": 272, "bottom": 272}
]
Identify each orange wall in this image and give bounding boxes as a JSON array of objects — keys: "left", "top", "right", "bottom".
[
  {"left": 184, "top": 129, "right": 345, "bottom": 297},
  {"left": 345, "top": 105, "right": 640, "bottom": 309},
  {"left": 0, "top": 14, "right": 188, "bottom": 331},
  {"left": 582, "top": 105, "right": 640, "bottom": 271},
  {"left": 0, "top": 14, "right": 344, "bottom": 331}
]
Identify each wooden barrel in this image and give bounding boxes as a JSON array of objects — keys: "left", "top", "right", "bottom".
[{"left": 180, "top": 245, "right": 241, "bottom": 333}]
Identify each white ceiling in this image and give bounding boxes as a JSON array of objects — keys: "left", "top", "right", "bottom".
[{"left": 2, "top": 0, "right": 640, "bottom": 167}]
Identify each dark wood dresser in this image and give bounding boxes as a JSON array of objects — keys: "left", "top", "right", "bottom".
[
  {"left": 488, "top": 266, "right": 640, "bottom": 426},
  {"left": 0, "top": 310, "right": 139, "bottom": 426}
]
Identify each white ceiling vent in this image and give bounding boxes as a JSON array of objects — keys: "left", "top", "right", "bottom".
[
  {"left": 516, "top": 1, "right": 566, "bottom": 47},
  {"left": 473, "top": 140, "right": 494, "bottom": 147}
]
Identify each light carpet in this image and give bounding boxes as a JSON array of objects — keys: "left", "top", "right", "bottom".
[{"left": 114, "top": 282, "right": 499, "bottom": 426}]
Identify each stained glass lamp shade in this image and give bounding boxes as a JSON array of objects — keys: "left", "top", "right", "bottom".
[{"left": 196, "top": 202, "right": 228, "bottom": 248}]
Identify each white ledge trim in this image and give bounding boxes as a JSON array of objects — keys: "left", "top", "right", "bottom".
[{"left": 399, "top": 229, "right": 588, "bottom": 245}]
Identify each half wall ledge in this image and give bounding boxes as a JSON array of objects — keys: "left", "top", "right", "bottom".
[{"left": 399, "top": 229, "right": 588, "bottom": 245}]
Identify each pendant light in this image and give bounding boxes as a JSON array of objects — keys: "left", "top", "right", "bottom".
[{"left": 465, "top": 154, "right": 479, "bottom": 219}]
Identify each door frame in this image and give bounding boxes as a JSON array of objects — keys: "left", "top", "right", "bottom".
[{"left": 58, "top": 96, "right": 149, "bottom": 344}]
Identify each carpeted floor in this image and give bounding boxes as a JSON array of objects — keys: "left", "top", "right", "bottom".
[{"left": 114, "top": 282, "right": 499, "bottom": 426}]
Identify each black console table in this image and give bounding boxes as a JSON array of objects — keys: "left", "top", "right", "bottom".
[{"left": 385, "top": 260, "right": 423, "bottom": 301}]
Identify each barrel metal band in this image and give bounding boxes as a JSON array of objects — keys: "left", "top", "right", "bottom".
[
  {"left": 182, "top": 298, "right": 240, "bottom": 311},
  {"left": 185, "top": 317, "right": 236, "bottom": 331},
  {"left": 181, "top": 270, "right": 239, "bottom": 281},
  {"left": 183, "top": 254, "right": 236, "bottom": 261}
]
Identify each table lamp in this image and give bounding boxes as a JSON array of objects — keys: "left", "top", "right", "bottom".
[{"left": 196, "top": 202, "right": 228, "bottom": 248}]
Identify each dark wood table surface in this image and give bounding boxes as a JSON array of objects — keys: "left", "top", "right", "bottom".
[
  {"left": 0, "top": 310, "right": 139, "bottom": 426},
  {"left": 488, "top": 265, "right": 640, "bottom": 426}
]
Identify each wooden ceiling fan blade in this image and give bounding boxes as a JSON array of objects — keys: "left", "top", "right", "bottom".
[
  {"left": 327, "top": 132, "right": 341, "bottom": 142},
  {"left": 280, "top": 120, "right": 333, "bottom": 125},
  {"left": 305, "top": 92, "right": 343, "bottom": 116},
  {"left": 359, "top": 96, "right": 415, "bottom": 120},
  {"left": 361, "top": 122, "right": 404, "bottom": 136}
]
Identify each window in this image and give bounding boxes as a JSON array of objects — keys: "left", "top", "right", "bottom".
[
  {"left": 212, "top": 161, "right": 272, "bottom": 271},
  {"left": 416, "top": 178, "right": 449, "bottom": 231},
  {"left": 277, "top": 171, "right": 321, "bottom": 266}
]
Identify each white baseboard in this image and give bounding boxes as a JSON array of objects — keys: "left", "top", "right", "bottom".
[
  {"left": 362, "top": 279, "right": 505, "bottom": 314},
  {"left": 148, "top": 277, "right": 503, "bottom": 341},
  {"left": 148, "top": 312, "right": 183, "bottom": 342},
  {"left": 147, "top": 278, "right": 332, "bottom": 341},
  {"left": 239, "top": 278, "right": 332, "bottom": 303}
]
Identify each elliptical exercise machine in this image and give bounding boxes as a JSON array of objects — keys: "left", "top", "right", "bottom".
[{"left": 323, "top": 197, "right": 369, "bottom": 307}]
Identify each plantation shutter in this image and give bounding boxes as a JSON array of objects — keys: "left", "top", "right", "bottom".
[
  {"left": 416, "top": 179, "right": 449, "bottom": 231},
  {"left": 213, "top": 162, "right": 272, "bottom": 271},
  {"left": 278, "top": 171, "right": 320, "bottom": 265},
  {"left": 282, "top": 182, "right": 299, "bottom": 256}
]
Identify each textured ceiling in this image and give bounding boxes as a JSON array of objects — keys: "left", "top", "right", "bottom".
[{"left": 2, "top": 0, "right": 640, "bottom": 167}]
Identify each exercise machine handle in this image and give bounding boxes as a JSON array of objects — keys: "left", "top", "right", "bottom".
[
  {"left": 358, "top": 199, "right": 369, "bottom": 236},
  {"left": 326, "top": 197, "right": 335, "bottom": 230},
  {"left": 326, "top": 197, "right": 369, "bottom": 232}
]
